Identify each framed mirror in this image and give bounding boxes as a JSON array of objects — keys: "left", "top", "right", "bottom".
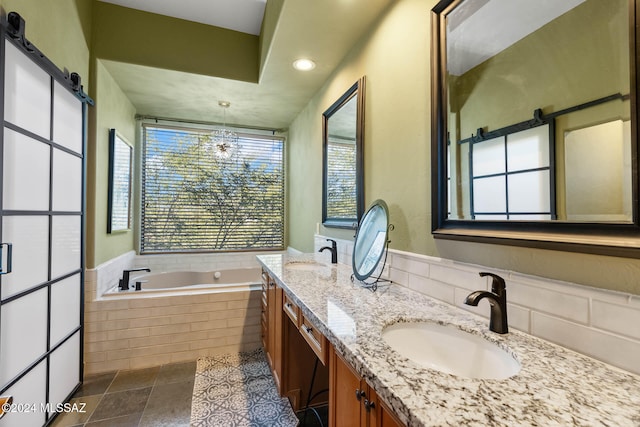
[
  {"left": 107, "top": 128, "right": 133, "bottom": 233},
  {"left": 431, "top": 0, "right": 640, "bottom": 257},
  {"left": 352, "top": 199, "right": 390, "bottom": 282},
  {"left": 322, "top": 76, "right": 366, "bottom": 228}
]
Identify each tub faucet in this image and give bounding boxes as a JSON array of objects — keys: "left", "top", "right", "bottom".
[
  {"left": 464, "top": 272, "right": 508, "bottom": 334},
  {"left": 119, "top": 268, "right": 151, "bottom": 291},
  {"left": 319, "top": 239, "right": 338, "bottom": 264}
]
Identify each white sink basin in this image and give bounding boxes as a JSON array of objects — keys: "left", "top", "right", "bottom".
[
  {"left": 285, "top": 261, "right": 329, "bottom": 271},
  {"left": 381, "top": 322, "right": 520, "bottom": 380}
]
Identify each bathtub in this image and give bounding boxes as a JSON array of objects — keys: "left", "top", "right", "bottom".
[{"left": 102, "top": 267, "right": 263, "bottom": 298}]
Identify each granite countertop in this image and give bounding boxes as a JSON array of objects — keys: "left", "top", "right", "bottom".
[{"left": 257, "top": 253, "right": 640, "bottom": 427}]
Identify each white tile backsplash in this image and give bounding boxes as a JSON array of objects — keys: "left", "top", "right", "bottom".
[
  {"left": 313, "top": 234, "right": 640, "bottom": 375},
  {"left": 508, "top": 280, "right": 590, "bottom": 324},
  {"left": 592, "top": 300, "right": 640, "bottom": 340},
  {"left": 531, "top": 312, "right": 640, "bottom": 374}
]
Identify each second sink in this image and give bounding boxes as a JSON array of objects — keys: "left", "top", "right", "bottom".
[{"left": 381, "top": 321, "right": 520, "bottom": 380}]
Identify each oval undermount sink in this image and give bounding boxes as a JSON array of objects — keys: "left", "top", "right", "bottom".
[
  {"left": 381, "top": 322, "right": 520, "bottom": 380},
  {"left": 285, "top": 261, "right": 329, "bottom": 271}
]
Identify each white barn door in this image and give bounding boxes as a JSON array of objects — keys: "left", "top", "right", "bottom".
[{"left": 0, "top": 13, "right": 91, "bottom": 427}]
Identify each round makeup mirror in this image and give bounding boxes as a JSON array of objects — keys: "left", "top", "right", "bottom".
[{"left": 352, "top": 199, "right": 392, "bottom": 285}]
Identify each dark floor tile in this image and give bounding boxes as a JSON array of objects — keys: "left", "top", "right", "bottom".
[
  {"left": 74, "top": 372, "right": 117, "bottom": 397},
  {"left": 49, "top": 395, "right": 102, "bottom": 426},
  {"left": 156, "top": 361, "right": 197, "bottom": 385},
  {"left": 85, "top": 412, "right": 143, "bottom": 427},
  {"left": 108, "top": 366, "right": 160, "bottom": 392},
  {"left": 139, "top": 380, "right": 194, "bottom": 427},
  {"left": 88, "top": 387, "right": 152, "bottom": 423}
]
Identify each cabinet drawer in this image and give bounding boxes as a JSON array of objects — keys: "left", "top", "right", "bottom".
[
  {"left": 283, "top": 293, "right": 301, "bottom": 327},
  {"left": 300, "top": 313, "right": 328, "bottom": 365}
]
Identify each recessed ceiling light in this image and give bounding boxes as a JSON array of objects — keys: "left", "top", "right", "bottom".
[{"left": 292, "top": 58, "right": 316, "bottom": 71}]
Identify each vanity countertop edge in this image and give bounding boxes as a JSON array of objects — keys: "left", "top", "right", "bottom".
[{"left": 257, "top": 253, "right": 640, "bottom": 427}]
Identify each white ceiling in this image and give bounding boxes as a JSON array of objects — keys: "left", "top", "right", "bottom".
[{"left": 98, "top": 0, "right": 267, "bottom": 35}]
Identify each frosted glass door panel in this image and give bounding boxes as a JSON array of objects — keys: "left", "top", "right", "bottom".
[
  {"left": 50, "top": 274, "right": 81, "bottom": 345},
  {"left": 1, "top": 216, "right": 49, "bottom": 299},
  {"left": 507, "top": 125, "right": 550, "bottom": 171},
  {"left": 0, "top": 362, "right": 46, "bottom": 427},
  {"left": 2, "top": 128, "right": 50, "bottom": 210},
  {"left": 508, "top": 171, "right": 550, "bottom": 213},
  {"left": 51, "top": 215, "right": 81, "bottom": 278},
  {"left": 472, "top": 136, "right": 505, "bottom": 176},
  {"left": 0, "top": 288, "right": 48, "bottom": 385},
  {"left": 53, "top": 82, "right": 83, "bottom": 154},
  {"left": 52, "top": 149, "right": 82, "bottom": 212},
  {"left": 473, "top": 176, "right": 506, "bottom": 213},
  {"left": 48, "top": 333, "right": 80, "bottom": 416},
  {"left": 3, "top": 41, "right": 51, "bottom": 138}
]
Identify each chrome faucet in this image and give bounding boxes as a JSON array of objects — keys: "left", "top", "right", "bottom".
[
  {"left": 464, "top": 272, "right": 508, "bottom": 334},
  {"left": 319, "top": 238, "right": 338, "bottom": 264},
  {"left": 119, "top": 268, "right": 151, "bottom": 291}
]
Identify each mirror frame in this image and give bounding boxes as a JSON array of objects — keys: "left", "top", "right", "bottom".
[
  {"left": 107, "top": 128, "right": 133, "bottom": 233},
  {"left": 322, "top": 76, "right": 366, "bottom": 229},
  {"left": 430, "top": 0, "right": 640, "bottom": 258}
]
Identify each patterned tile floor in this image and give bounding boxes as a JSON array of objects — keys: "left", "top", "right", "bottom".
[
  {"left": 49, "top": 354, "right": 328, "bottom": 427},
  {"left": 50, "top": 361, "right": 196, "bottom": 427}
]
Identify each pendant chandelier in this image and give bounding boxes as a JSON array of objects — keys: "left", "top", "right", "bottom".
[{"left": 211, "top": 100, "right": 238, "bottom": 159}]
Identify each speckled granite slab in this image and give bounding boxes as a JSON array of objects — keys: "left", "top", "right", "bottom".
[{"left": 257, "top": 253, "right": 640, "bottom": 427}]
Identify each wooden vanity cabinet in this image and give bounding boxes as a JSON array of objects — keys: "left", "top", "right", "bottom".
[
  {"left": 281, "top": 293, "right": 330, "bottom": 411},
  {"left": 329, "top": 347, "right": 404, "bottom": 427},
  {"left": 261, "top": 268, "right": 283, "bottom": 392}
]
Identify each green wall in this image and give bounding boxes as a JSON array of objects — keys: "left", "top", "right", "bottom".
[
  {"left": 3, "top": 0, "right": 640, "bottom": 293},
  {"left": 87, "top": 60, "right": 137, "bottom": 267},
  {"left": 288, "top": 0, "right": 433, "bottom": 255},
  {"left": 92, "top": 1, "right": 259, "bottom": 83},
  {"left": 286, "top": 0, "right": 640, "bottom": 294}
]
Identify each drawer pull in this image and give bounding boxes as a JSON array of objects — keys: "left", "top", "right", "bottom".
[
  {"left": 304, "top": 325, "right": 313, "bottom": 334},
  {"left": 364, "top": 399, "right": 376, "bottom": 411},
  {"left": 355, "top": 389, "right": 365, "bottom": 401}
]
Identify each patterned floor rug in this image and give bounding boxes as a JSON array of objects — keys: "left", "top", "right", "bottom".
[{"left": 190, "top": 349, "right": 299, "bottom": 427}]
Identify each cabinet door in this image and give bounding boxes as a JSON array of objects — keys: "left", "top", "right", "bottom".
[
  {"left": 272, "top": 284, "right": 283, "bottom": 393},
  {"left": 368, "top": 387, "right": 404, "bottom": 427},
  {"left": 329, "top": 348, "right": 365, "bottom": 427},
  {"left": 263, "top": 271, "right": 283, "bottom": 393}
]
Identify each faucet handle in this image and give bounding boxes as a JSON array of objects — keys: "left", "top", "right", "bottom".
[{"left": 479, "top": 272, "right": 506, "bottom": 294}]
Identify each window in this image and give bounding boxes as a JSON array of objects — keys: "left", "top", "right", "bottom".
[{"left": 141, "top": 124, "right": 284, "bottom": 253}]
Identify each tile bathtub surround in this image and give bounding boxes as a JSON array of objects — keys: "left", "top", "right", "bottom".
[
  {"left": 83, "top": 285, "right": 262, "bottom": 375},
  {"left": 83, "top": 251, "right": 281, "bottom": 374},
  {"left": 313, "top": 235, "right": 640, "bottom": 376},
  {"left": 258, "top": 253, "right": 640, "bottom": 426}
]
